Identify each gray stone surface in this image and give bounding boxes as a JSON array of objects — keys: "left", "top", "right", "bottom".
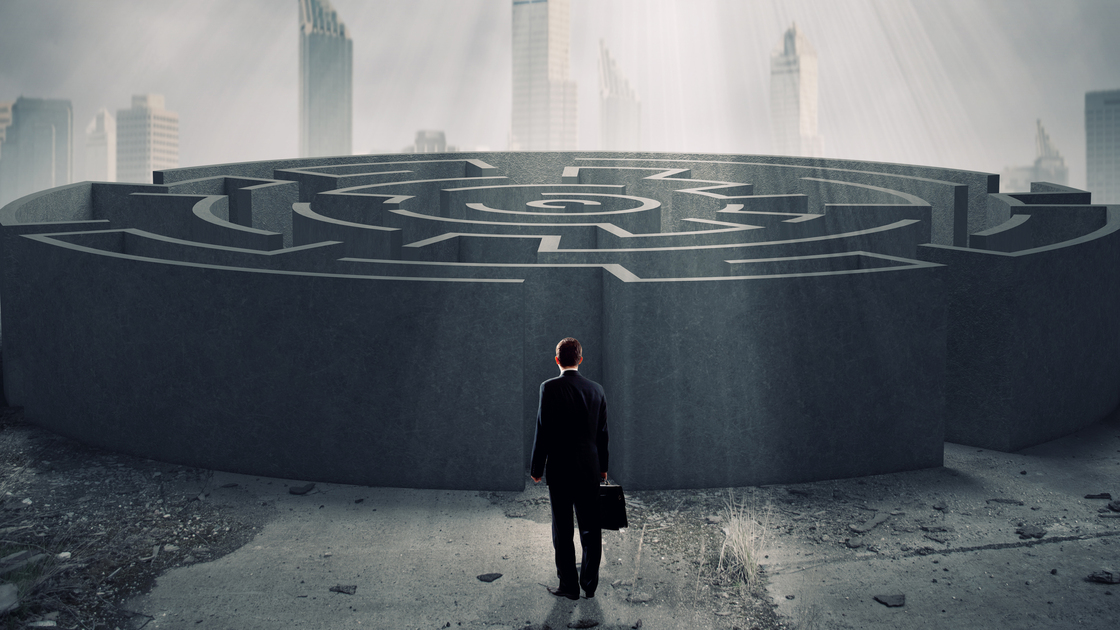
[{"left": 0, "top": 151, "right": 1114, "bottom": 490}]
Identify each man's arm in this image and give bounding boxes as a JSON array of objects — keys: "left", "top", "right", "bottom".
[
  {"left": 597, "top": 394, "right": 608, "bottom": 480},
  {"left": 529, "top": 382, "right": 548, "bottom": 482}
]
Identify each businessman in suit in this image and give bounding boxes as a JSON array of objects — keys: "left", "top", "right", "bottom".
[{"left": 530, "top": 337, "right": 609, "bottom": 600}]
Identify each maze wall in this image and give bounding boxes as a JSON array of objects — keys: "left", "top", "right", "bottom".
[{"left": 1, "top": 152, "right": 1117, "bottom": 491}]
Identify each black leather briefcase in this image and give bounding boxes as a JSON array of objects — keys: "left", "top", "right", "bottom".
[{"left": 599, "top": 481, "right": 628, "bottom": 530}]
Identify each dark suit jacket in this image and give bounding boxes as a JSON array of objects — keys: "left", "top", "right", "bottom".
[{"left": 530, "top": 369, "right": 609, "bottom": 488}]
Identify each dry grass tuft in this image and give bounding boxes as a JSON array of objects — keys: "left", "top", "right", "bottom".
[{"left": 717, "top": 491, "right": 773, "bottom": 592}]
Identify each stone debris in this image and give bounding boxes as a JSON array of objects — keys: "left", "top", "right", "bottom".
[
  {"left": 219, "top": 483, "right": 238, "bottom": 488},
  {"left": 0, "top": 583, "right": 18, "bottom": 614},
  {"left": 849, "top": 512, "right": 890, "bottom": 534},
  {"left": 476, "top": 573, "right": 502, "bottom": 583},
  {"left": 611, "top": 579, "right": 622, "bottom": 588},
  {"left": 874, "top": 594, "right": 905, "bottom": 607},
  {"left": 986, "top": 498, "right": 1024, "bottom": 506},
  {"left": 567, "top": 620, "right": 600, "bottom": 628},
  {"left": 1016, "top": 525, "right": 1046, "bottom": 539},
  {"left": 1084, "top": 493, "right": 1112, "bottom": 500},
  {"left": 932, "top": 503, "right": 947, "bottom": 511},
  {"left": 924, "top": 533, "right": 951, "bottom": 544},
  {"left": 329, "top": 584, "right": 357, "bottom": 595},
  {"left": 163, "top": 544, "right": 179, "bottom": 553},
  {"left": 785, "top": 594, "right": 795, "bottom": 600},
  {"left": 714, "top": 610, "right": 732, "bottom": 616},
  {"left": 705, "top": 515, "right": 723, "bottom": 524},
  {"left": 1108, "top": 501, "right": 1120, "bottom": 513},
  {"left": 627, "top": 592, "right": 652, "bottom": 603},
  {"left": 1086, "top": 571, "right": 1120, "bottom": 584},
  {"left": 26, "top": 622, "right": 57, "bottom": 628},
  {"left": 631, "top": 620, "right": 643, "bottom": 629},
  {"left": 846, "top": 538, "right": 864, "bottom": 549},
  {"left": 289, "top": 483, "right": 316, "bottom": 495}
]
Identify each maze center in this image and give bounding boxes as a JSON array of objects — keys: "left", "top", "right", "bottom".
[{"left": 1, "top": 151, "right": 1116, "bottom": 491}]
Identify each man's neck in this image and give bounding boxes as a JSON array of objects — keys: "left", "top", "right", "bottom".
[{"left": 560, "top": 366, "right": 578, "bottom": 373}]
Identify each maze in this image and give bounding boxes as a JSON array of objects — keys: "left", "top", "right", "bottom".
[{"left": 2, "top": 152, "right": 1118, "bottom": 491}]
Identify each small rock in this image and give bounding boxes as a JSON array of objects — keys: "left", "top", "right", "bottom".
[
  {"left": 477, "top": 573, "right": 502, "bottom": 583},
  {"left": 1086, "top": 570, "right": 1120, "bottom": 584},
  {"left": 1016, "top": 525, "right": 1046, "bottom": 540},
  {"left": 785, "top": 594, "right": 795, "bottom": 600},
  {"left": 788, "top": 488, "right": 811, "bottom": 496},
  {"left": 1020, "top": 470, "right": 1027, "bottom": 475},
  {"left": 20, "top": 498, "right": 31, "bottom": 505},
  {"left": 705, "top": 515, "right": 723, "bottom": 524},
  {"left": 932, "top": 503, "right": 947, "bottom": 511},
  {"left": 632, "top": 620, "right": 642, "bottom": 629},
  {"left": 0, "top": 583, "right": 18, "bottom": 614},
  {"left": 627, "top": 592, "right": 652, "bottom": 603},
  {"left": 183, "top": 555, "right": 197, "bottom": 563},
  {"left": 1084, "top": 493, "right": 1112, "bottom": 500},
  {"left": 567, "top": 621, "right": 599, "bottom": 629},
  {"left": 714, "top": 611, "right": 732, "bottom": 616},
  {"left": 1051, "top": 569, "right": 1058, "bottom": 575},
  {"left": 846, "top": 538, "right": 864, "bottom": 549},
  {"left": 820, "top": 535, "right": 830, "bottom": 542},
  {"left": 1108, "top": 501, "right": 1120, "bottom": 513},
  {"left": 26, "top": 622, "right": 56, "bottom": 628},
  {"left": 55, "top": 552, "right": 71, "bottom": 560},
  {"left": 220, "top": 483, "right": 238, "bottom": 489},
  {"left": 355, "top": 498, "right": 364, "bottom": 504},
  {"left": 850, "top": 512, "right": 890, "bottom": 534},
  {"left": 924, "top": 533, "right": 951, "bottom": 544},
  {"left": 986, "top": 498, "right": 1024, "bottom": 506},
  {"left": 289, "top": 483, "right": 316, "bottom": 495},
  {"left": 163, "top": 544, "right": 179, "bottom": 553},
  {"left": 611, "top": 579, "right": 622, "bottom": 588},
  {"left": 329, "top": 584, "right": 357, "bottom": 595},
  {"left": 874, "top": 594, "right": 905, "bottom": 607}
]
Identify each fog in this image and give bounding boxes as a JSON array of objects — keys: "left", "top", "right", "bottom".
[{"left": 1, "top": 0, "right": 1117, "bottom": 188}]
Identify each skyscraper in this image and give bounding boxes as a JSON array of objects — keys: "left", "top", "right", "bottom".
[
  {"left": 770, "top": 22, "right": 822, "bottom": 157},
  {"left": 0, "top": 101, "right": 12, "bottom": 160},
  {"left": 510, "top": 0, "right": 577, "bottom": 151},
  {"left": 1086, "top": 89, "right": 1120, "bottom": 204},
  {"left": 85, "top": 108, "right": 116, "bottom": 183},
  {"left": 299, "top": 0, "right": 352, "bottom": 158},
  {"left": 0, "top": 97, "right": 72, "bottom": 207},
  {"left": 116, "top": 94, "right": 179, "bottom": 184},
  {"left": 1000, "top": 120, "right": 1069, "bottom": 193},
  {"left": 598, "top": 40, "right": 640, "bottom": 151}
]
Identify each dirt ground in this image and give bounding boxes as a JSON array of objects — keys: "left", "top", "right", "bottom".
[{"left": 0, "top": 404, "right": 1117, "bottom": 629}]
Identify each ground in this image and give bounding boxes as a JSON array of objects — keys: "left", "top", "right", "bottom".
[{"left": 0, "top": 405, "right": 1117, "bottom": 629}]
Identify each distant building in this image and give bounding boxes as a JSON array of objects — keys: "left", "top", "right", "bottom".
[
  {"left": 510, "top": 0, "right": 577, "bottom": 151},
  {"left": 1086, "top": 89, "right": 1120, "bottom": 204},
  {"left": 116, "top": 94, "right": 179, "bottom": 184},
  {"left": 85, "top": 108, "right": 116, "bottom": 182},
  {"left": 770, "top": 22, "right": 822, "bottom": 157},
  {"left": 402, "top": 130, "right": 458, "bottom": 154},
  {"left": 598, "top": 40, "right": 640, "bottom": 151},
  {"left": 1001, "top": 120, "right": 1069, "bottom": 193},
  {"left": 0, "top": 97, "right": 72, "bottom": 207},
  {"left": 0, "top": 101, "right": 12, "bottom": 160},
  {"left": 299, "top": 0, "right": 352, "bottom": 158}
]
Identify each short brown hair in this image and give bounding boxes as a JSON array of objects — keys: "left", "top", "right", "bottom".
[{"left": 555, "top": 337, "right": 582, "bottom": 367}]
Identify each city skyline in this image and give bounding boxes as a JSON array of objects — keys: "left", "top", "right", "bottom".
[
  {"left": 0, "top": 1, "right": 1119, "bottom": 191},
  {"left": 598, "top": 39, "right": 640, "bottom": 151}
]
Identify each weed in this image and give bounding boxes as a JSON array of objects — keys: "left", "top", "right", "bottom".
[{"left": 717, "top": 491, "right": 773, "bottom": 593}]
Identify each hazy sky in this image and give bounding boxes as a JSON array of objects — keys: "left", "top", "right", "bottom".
[{"left": 1, "top": 0, "right": 1118, "bottom": 188}]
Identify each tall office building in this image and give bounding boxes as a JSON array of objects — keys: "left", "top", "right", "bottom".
[
  {"left": 770, "top": 23, "right": 822, "bottom": 157},
  {"left": 0, "top": 101, "right": 12, "bottom": 160},
  {"left": 1086, "top": 89, "right": 1120, "bottom": 204},
  {"left": 0, "top": 97, "right": 72, "bottom": 207},
  {"left": 299, "top": 0, "right": 352, "bottom": 158},
  {"left": 116, "top": 94, "right": 179, "bottom": 184},
  {"left": 402, "top": 130, "right": 458, "bottom": 154},
  {"left": 1000, "top": 120, "right": 1069, "bottom": 193},
  {"left": 85, "top": 108, "right": 116, "bottom": 182},
  {"left": 510, "top": 0, "right": 578, "bottom": 151},
  {"left": 598, "top": 40, "right": 640, "bottom": 151}
]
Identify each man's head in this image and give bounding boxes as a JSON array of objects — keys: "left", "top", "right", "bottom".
[{"left": 555, "top": 337, "right": 582, "bottom": 369}]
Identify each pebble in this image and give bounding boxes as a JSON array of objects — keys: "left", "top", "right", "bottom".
[
  {"left": 289, "top": 483, "right": 316, "bottom": 495},
  {"left": 329, "top": 584, "right": 357, "bottom": 595},
  {"left": 627, "top": 592, "right": 652, "bottom": 603},
  {"left": 874, "top": 594, "right": 905, "bottom": 607},
  {"left": 476, "top": 573, "right": 502, "bottom": 583},
  {"left": 1016, "top": 525, "right": 1046, "bottom": 539}
]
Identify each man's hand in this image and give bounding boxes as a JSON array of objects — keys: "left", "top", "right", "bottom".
[{"left": 531, "top": 476, "right": 541, "bottom": 483}]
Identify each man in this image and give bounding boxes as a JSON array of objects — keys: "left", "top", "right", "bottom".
[{"left": 530, "top": 337, "right": 609, "bottom": 601}]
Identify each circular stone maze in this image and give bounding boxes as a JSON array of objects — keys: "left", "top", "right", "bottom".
[{"left": 1, "top": 152, "right": 1117, "bottom": 491}]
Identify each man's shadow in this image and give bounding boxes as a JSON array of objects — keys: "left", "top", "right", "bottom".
[{"left": 542, "top": 592, "right": 616, "bottom": 629}]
